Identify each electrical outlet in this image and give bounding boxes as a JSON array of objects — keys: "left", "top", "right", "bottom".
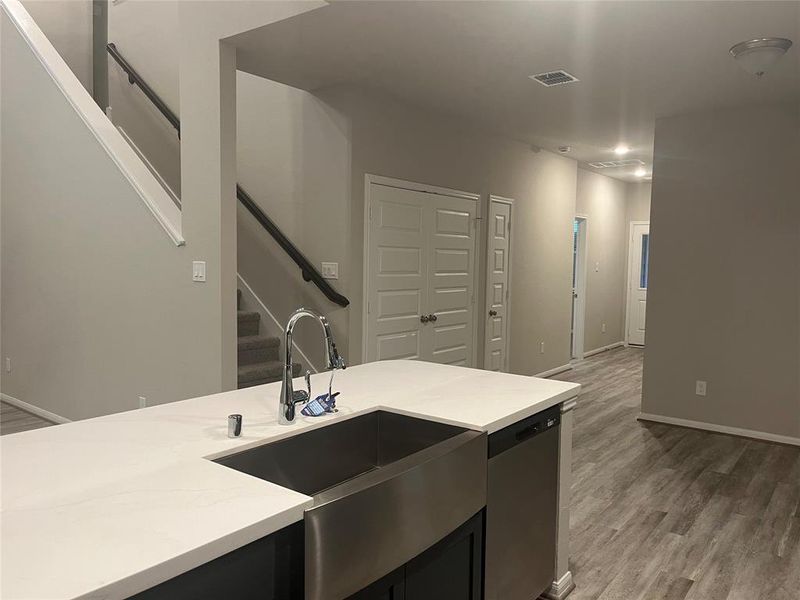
[
  {"left": 4, "top": 357, "right": 10, "bottom": 373},
  {"left": 138, "top": 396, "right": 147, "bottom": 409},
  {"left": 321, "top": 262, "right": 339, "bottom": 280},
  {"left": 695, "top": 381, "right": 707, "bottom": 397},
  {"left": 540, "top": 341, "right": 545, "bottom": 354},
  {"left": 192, "top": 261, "right": 206, "bottom": 282},
  {"left": 601, "top": 323, "right": 607, "bottom": 333}
]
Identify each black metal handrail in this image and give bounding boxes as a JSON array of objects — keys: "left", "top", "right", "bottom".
[{"left": 106, "top": 43, "right": 349, "bottom": 308}]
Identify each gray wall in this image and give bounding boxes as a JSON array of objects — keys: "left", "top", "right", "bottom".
[
  {"left": 1, "top": 11, "right": 222, "bottom": 419},
  {"left": 642, "top": 103, "right": 800, "bottom": 440},
  {"left": 575, "top": 169, "right": 628, "bottom": 352},
  {"left": 626, "top": 182, "right": 652, "bottom": 224},
  {"left": 21, "top": 0, "right": 93, "bottom": 92},
  {"left": 315, "top": 86, "right": 578, "bottom": 375},
  {"left": 103, "top": 3, "right": 641, "bottom": 377}
]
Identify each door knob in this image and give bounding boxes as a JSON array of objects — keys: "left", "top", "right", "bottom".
[
  {"left": 420, "top": 314, "right": 430, "bottom": 323},
  {"left": 488, "top": 310, "right": 497, "bottom": 317},
  {"left": 428, "top": 314, "right": 438, "bottom": 322}
]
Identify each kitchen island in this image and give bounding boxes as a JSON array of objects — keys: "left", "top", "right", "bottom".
[{"left": 0, "top": 360, "right": 580, "bottom": 600}]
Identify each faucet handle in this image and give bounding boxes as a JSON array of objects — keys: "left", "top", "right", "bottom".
[{"left": 302, "top": 370, "right": 312, "bottom": 402}]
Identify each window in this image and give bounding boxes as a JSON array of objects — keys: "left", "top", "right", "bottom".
[{"left": 640, "top": 233, "right": 650, "bottom": 289}]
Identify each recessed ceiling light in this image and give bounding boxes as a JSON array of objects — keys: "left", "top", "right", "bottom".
[
  {"left": 634, "top": 167, "right": 647, "bottom": 178},
  {"left": 614, "top": 145, "right": 630, "bottom": 156},
  {"left": 730, "top": 37, "right": 793, "bottom": 77}
]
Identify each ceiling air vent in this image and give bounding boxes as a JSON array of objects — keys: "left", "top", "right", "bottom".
[
  {"left": 588, "top": 159, "right": 645, "bottom": 169},
  {"left": 530, "top": 70, "right": 579, "bottom": 87}
]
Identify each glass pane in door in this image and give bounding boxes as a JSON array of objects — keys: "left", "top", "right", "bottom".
[{"left": 640, "top": 233, "right": 650, "bottom": 289}]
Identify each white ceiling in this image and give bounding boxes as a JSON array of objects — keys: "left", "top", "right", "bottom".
[{"left": 230, "top": 1, "right": 800, "bottom": 181}]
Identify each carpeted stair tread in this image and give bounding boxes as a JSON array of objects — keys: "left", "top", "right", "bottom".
[
  {"left": 237, "top": 335, "right": 280, "bottom": 351},
  {"left": 237, "top": 360, "right": 301, "bottom": 384},
  {"left": 237, "top": 310, "right": 260, "bottom": 337},
  {"left": 237, "top": 335, "right": 281, "bottom": 366}
]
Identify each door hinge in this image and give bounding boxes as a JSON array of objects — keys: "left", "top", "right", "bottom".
[
  {"left": 367, "top": 301, "right": 371, "bottom": 314},
  {"left": 369, "top": 205, "right": 373, "bottom": 221}
]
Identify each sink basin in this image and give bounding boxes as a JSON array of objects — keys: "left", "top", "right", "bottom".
[{"left": 213, "top": 410, "right": 487, "bottom": 600}]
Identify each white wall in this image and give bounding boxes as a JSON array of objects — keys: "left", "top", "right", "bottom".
[
  {"left": 20, "top": 0, "right": 93, "bottom": 92},
  {"left": 642, "top": 103, "right": 800, "bottom": 442},
  {"left": 575, "top": 169, "right": 628, "bottom": 353}
]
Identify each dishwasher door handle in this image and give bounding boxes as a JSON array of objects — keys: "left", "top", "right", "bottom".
[{"left": 514, "top": 424, "right": 540, "bottom": 442}]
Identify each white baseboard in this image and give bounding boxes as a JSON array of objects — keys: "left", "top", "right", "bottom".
[
  {"left": 541, "top": 571, "right": 575, "bottom": 600},
  {"left": 1, "top": 393, "right": 70, "bottom": 424},
  {"left": 638, "top": 413, "right": 800, "bottom": 447},
  {"left": 583, "top": 341, "right": 625, "bottom": 358},
  {"left": 535, "top": 363, "right": 573, "bottom": 379}
]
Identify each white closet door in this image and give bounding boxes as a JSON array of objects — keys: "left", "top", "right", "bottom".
[
  {"left": 366, "top": 181, "right": 478, "bottom": 366},
  {"left": 366, "top": 184, "right": 427, "bottom": 362},
  {"left": 425, "top": 195, "right": 477, "bottom": 366},
  {"left": 484, "top": 198, "right": 512, "bottom": 371}
]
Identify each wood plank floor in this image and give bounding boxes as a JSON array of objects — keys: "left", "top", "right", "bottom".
[
  {"left": 555, "top": 347, "right": 800, "bottom": 600},
  {"left": 0, "top": 401, "right": 53, "bottom": 435}
]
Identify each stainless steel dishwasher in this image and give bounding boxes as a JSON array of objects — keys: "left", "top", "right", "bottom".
[{"left": 485, "top": 404, "right": 561, "bottom": 600}]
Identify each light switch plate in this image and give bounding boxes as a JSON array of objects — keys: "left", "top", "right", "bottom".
[
  {"left": 321, "top": 262, "right": 339, "bottom": 280},
  {"left": 695, "top": 380, "right": 707, "bottom": 396},
  {"left": 192, "top": 261, "right": 206, "bottom": 282}
]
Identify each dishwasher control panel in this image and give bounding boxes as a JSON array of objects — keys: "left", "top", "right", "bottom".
[{"left": 487, "top": 404, "right": 561, "bottom": 459}]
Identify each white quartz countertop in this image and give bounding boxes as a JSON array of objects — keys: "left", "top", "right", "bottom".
[{"left": 1, "top": 360, "right": 579, "bottom": 600}]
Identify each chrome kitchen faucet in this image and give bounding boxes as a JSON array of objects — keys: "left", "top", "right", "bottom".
[{"left": 279, "top": 308, "right": 346, "bottom": 425}]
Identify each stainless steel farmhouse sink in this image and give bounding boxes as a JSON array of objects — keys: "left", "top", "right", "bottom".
[{"left": 214, "top": 410, "right": 487, "bottom": 600}]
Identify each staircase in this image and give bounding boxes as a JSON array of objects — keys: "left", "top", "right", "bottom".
[{"left": 237, "top": 290, "right": 300, "bottom": 388}]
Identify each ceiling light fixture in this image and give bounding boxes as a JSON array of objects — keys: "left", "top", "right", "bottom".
[
  {"left": 634, "top": 167, "right": 647, "bottom": 178},
  {"left": 614, "top": 145, "right": 630, "bottom": 156},
  {"left": 730, "top": 38, "right": 793, "bottom": 77}
]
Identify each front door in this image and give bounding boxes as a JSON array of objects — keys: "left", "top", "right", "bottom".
[{"left": 627, "top": 222, "right": 650, "bottom": 346}]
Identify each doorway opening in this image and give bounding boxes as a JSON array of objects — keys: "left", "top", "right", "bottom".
[{"left": 571, "top": 217, "right": 587, "bottom": 359}]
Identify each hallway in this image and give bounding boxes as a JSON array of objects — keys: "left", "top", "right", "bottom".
[{"left": 556, "top": 348, "right": 800, "bottom": 599}]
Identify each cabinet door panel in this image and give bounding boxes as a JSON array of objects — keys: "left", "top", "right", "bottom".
[
  {"left": 347, "top": 566, "right": 405, "bottom": 600},
  {"left": 404, "top": 511, "right": 483, "bottom": 600}
]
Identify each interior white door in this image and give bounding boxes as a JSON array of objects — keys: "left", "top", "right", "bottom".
[
  {"left": 366, "top": 184, "right": 427, "bottom": 362},
  {"left": 484, "top": 197, "right": 512, "bottom": 371},
  {"left": 627, "top": 222, "right": 650, "bottom": 346},
  {"left": 366, "top": 182, "right": 478, "bottom": 366},
  {"left": 425, "top": 194, "right": 478, "bottom": 366}
]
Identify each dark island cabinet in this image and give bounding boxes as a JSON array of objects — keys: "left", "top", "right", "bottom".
[
  {"left": 129, "top": 511, "right": 483, "bottom": 600},
  {"left": 348, "top": 511, "right": 484, "bottom": 600}
]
